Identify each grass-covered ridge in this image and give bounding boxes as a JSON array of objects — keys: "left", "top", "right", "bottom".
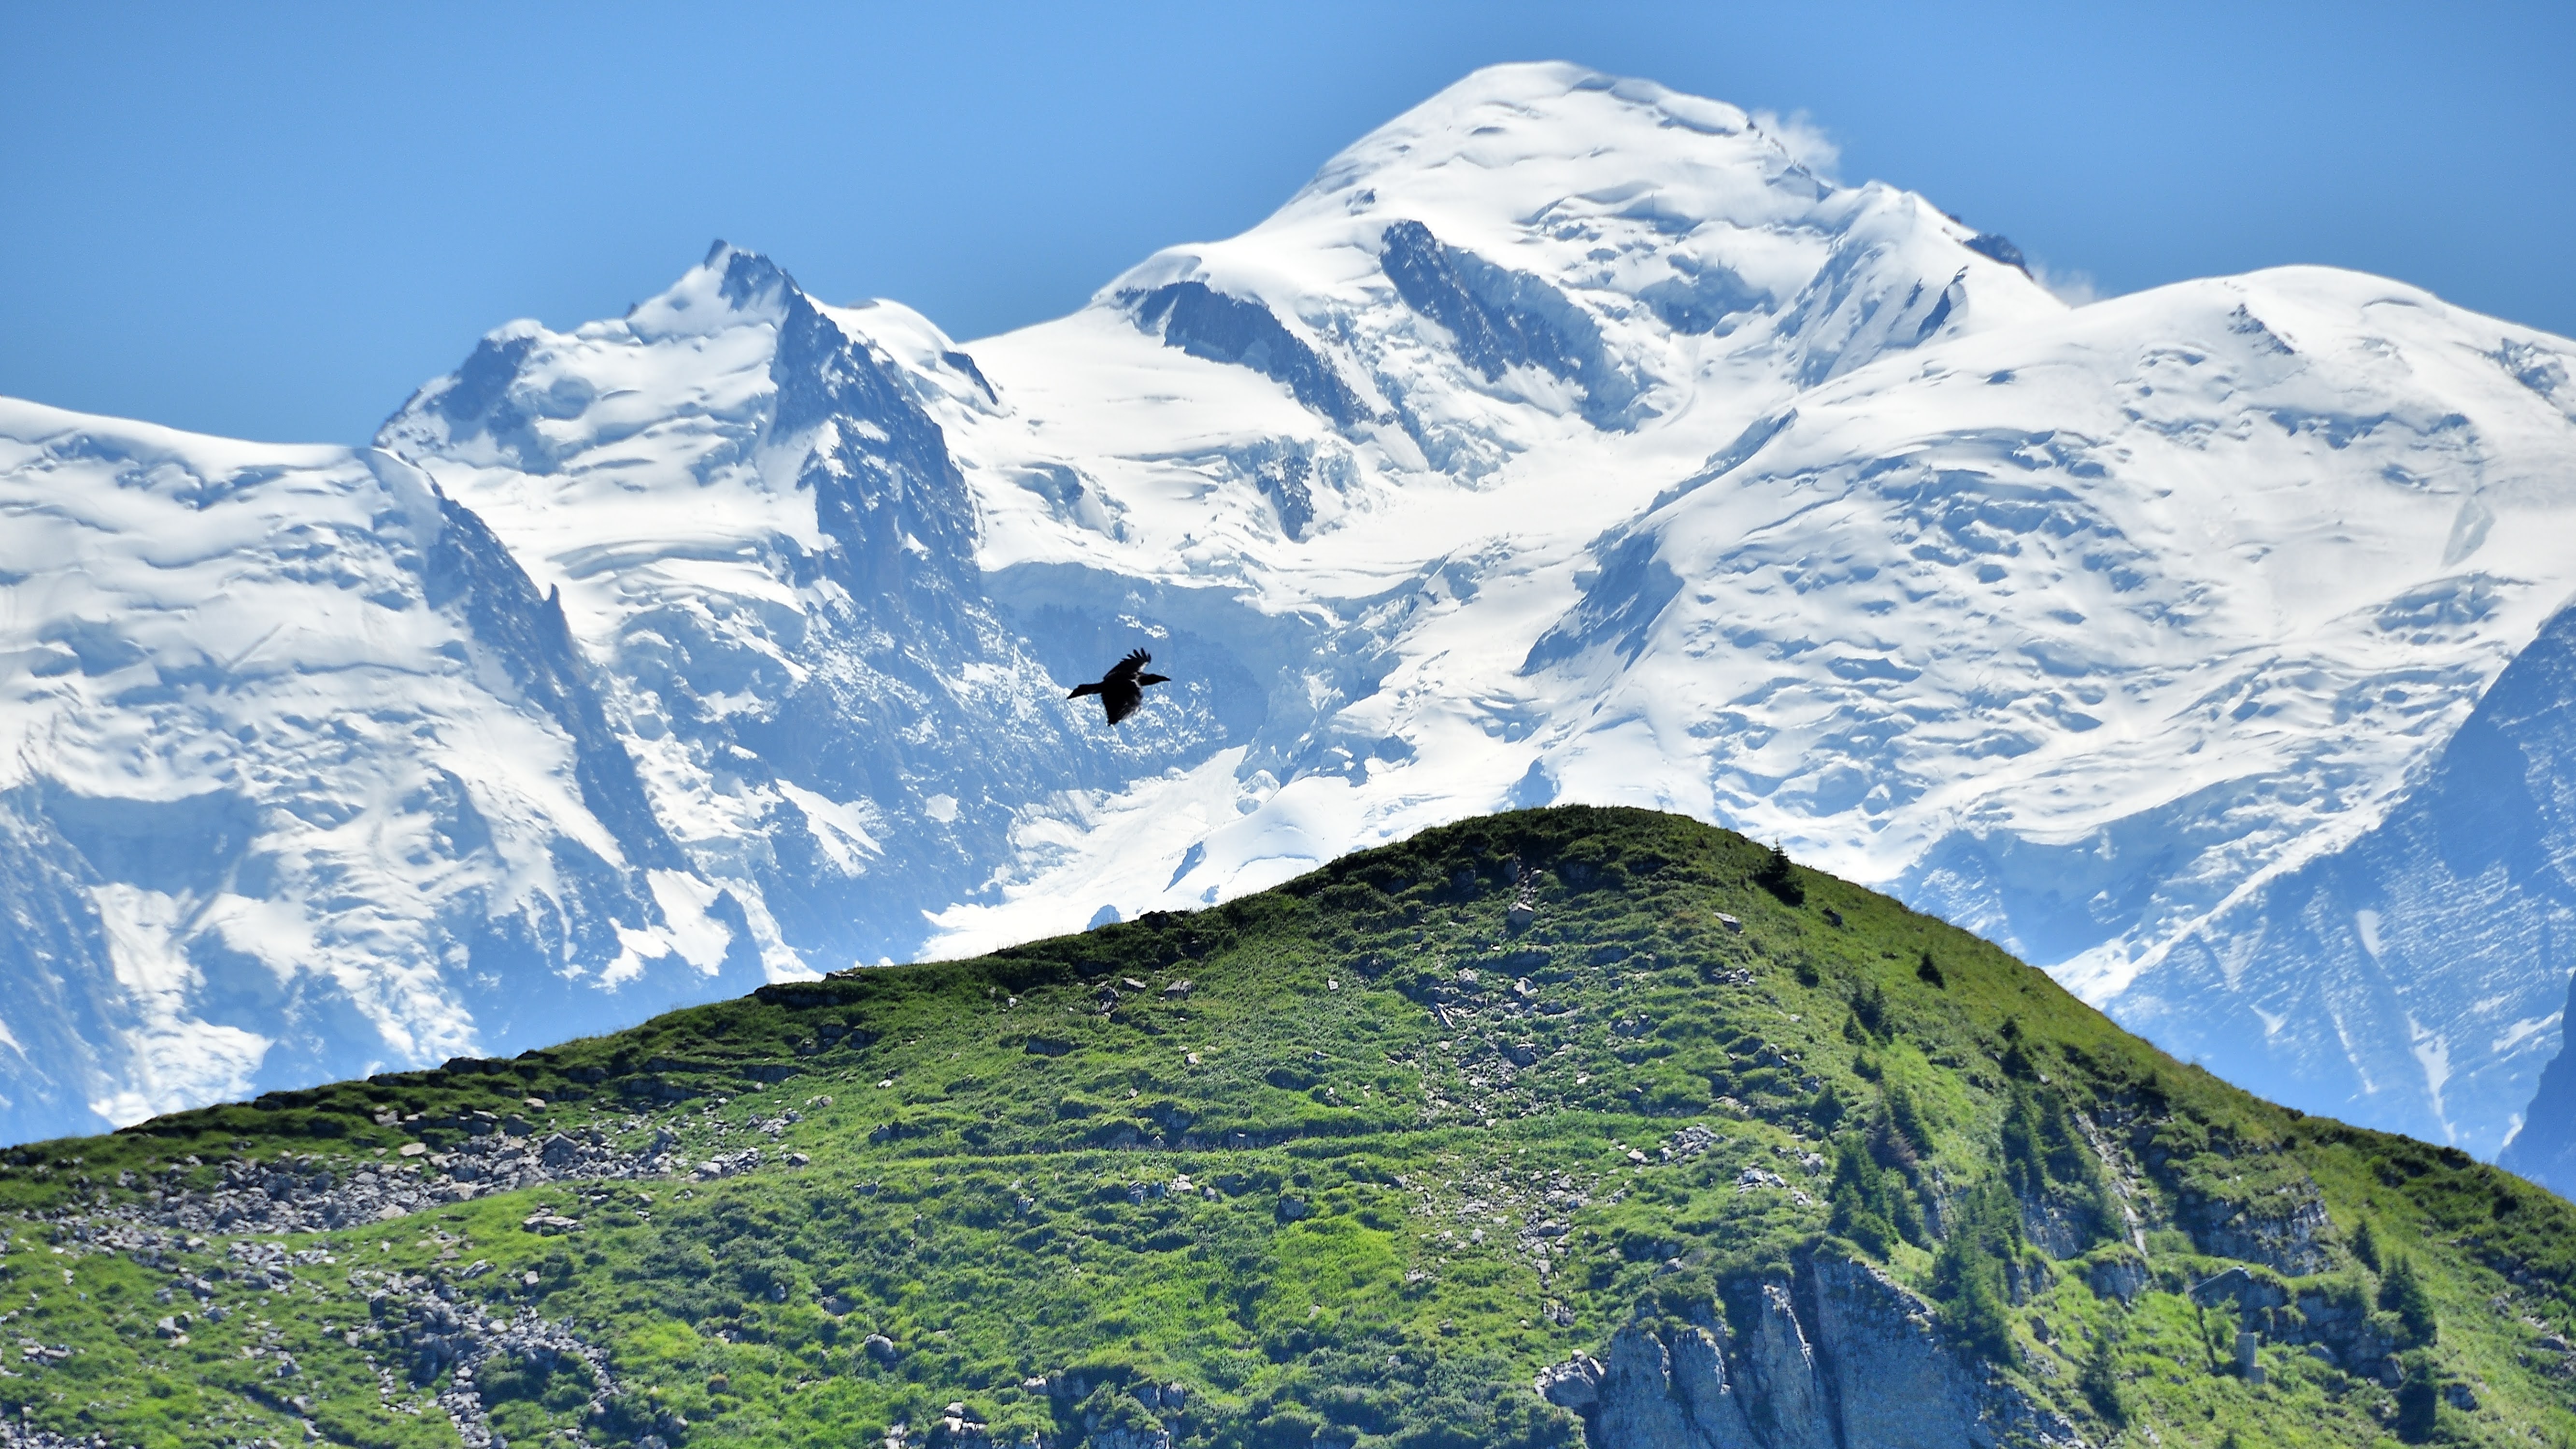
[{"left": 4, "top": 806, "right": 2571, "bottom": 1449}]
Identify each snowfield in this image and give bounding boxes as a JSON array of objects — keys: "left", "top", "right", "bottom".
[{"left": 5, "top": 63, "right": 2575, "bottom": 1162}]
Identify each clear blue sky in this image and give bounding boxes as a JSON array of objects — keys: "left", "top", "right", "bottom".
[{"left": 6, "top": 0, "right": 2571, "bottom": 444}]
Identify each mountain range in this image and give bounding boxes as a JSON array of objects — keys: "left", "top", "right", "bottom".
[{"left": 4, "top": 63, "right": 2573, "bottom": 1189}]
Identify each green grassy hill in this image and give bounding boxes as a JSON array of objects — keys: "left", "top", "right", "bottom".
[{"left": 4, "top": 807, "right": 2570, "bottom": 1449}]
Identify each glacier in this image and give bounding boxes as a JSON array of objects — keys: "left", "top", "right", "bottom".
[
  {"left": 0, "top": 403, "right": 767, "bottom": 1140},
  {"left": 4, "top": 62, "right": 2575, "bottom": 1173}
]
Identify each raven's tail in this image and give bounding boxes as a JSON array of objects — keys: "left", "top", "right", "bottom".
[{"left": 1067, "top": 682, "right": 1101, "bottom": 698}]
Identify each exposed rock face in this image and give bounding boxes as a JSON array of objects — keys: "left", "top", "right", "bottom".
[
  {"left": 2190, "top": 1267, "right": 2401, "bottom": 1378},
  {"left": 1536, "top": 1352, "right": 1605, "bottom": 1411},
  {"left": 1543, "top": 1256, "right": 2089, "bottom": 1449},
  {"left": 1808, "top": 1258, "right": 1979, "bottom": 1449},
  {"left": 1737, "top": 1285, "right": 1832, "bottom": 1449},
  {"left": 2179, "top": 1183, "right": 2331, "bottom": 1275},
  {"left": 1592, "top": 1324, "right": 1758, "bottom": 1449},
  {"left": 1665, "top": 1326, "right": 1760, "bottom": 1449},
  {"left": 2016, "top": 1193, "right": 2095, "bottom": 1261},
  {"left": 2085, "top": 1252, "right": 2149, "bottom": 1306}
]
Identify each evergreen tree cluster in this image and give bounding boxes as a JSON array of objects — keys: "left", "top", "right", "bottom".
[
  {"left": 2379, "top": 1254, "right": 2438, "bottom": 1347},
  {"left": 1998, "top": 1080, "right": 2113, "bottom": 1250},
  {"left": 1752, "top": 843, "right": 1804, "bottom": 906},
  {"left": 1930, "top": 1179, "right": 2025, "bottom": 1365},
  {"left": 1826, "top": 1089, "right": 1933, "bottom": 1257},
  {"left": 1847, "top": 981, "right": 1891, "bottom": 1042},
  {"left": 2078, "top": 1330, "right": 2127, "bottom": 1427}
]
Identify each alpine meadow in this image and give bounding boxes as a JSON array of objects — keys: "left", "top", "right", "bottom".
[{"left": 3, "top": 810, "right": 2571, "bottom": 1449}]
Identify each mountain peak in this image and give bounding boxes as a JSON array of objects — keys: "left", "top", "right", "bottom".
[
  {"left": 623, "top": 240, "right": 801, "bottom": 338},
  {"left": 1285, "top": 61, "right": 1771, "bottom": 208},
  {"left": 8, "top": 62, "right": 2576, "bottom": 1196},
  {"left": 1069, "top": 62, "right": 2060, "bottom": 457}
]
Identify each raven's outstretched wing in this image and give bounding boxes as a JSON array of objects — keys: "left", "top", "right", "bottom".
[{"left": 1105, "top": 648, "right": 1152, "bottom": 682}]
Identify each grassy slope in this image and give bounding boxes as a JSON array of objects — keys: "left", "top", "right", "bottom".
[{"left": 3, "top": 806, "right": 2571, "bottom": 1449}]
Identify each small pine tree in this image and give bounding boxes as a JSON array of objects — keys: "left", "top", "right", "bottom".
[
  {"left": 1917, "top": 951, "right": 1947, "bottom": 988},
  {"left": 1828, "top": 1135, "right": 1898, "bottom": 1258},
  {"left": 2351, "top": 1214, "right": 2382, "bottom": 1271},
  {"left": 1808, "top": 1082, "right": 1847, "bottom": 1131},
  {"left": 2393, "top": 1351, "right": 2440, "bottom": 1442},
  {"left": 2379, "top": 1254, "right": 2437, "bottom": 1346},
  {"left": 1930, "top": 1180, "right": 2021, "bottom": 1365},
  {"left": 1884, "top": 1082, "right": 1936, "bottom": 1160},
  {"left": 1754, "top": 843, "right": 1805, "bottom": 906},
  {"left": 2078, "top": 1333, "right": 2127, "bottom": 1428},
  {"left": 2001, "top": 1087, "right": 2049, "bottom": 1205},
  {"left": 1996, "top": 1018, "right": 2036, "bottom": 1078},
  {"left": 1851, "top": 982, "right": 1891, "bottom": 1040}
]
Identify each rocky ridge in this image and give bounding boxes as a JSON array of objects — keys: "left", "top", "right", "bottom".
[{"left": 1540, "top": 1255, "right": 2087, "bottom": 1449}]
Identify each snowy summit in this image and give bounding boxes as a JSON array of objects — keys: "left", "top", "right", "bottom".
[{"left": 5, "top": 65, "right": 2576, "bottom": 1175}]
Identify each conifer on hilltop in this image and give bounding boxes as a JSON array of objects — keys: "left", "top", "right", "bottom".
[{"left": 1753, "top": 841, "right": 1804, "bottom": 906}]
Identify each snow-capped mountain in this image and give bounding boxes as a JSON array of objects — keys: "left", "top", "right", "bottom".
[
  {"left": 5, "top": 62, "right": 2575, "bottom": 1160},
  {"left": 2127, "top": 600, "right": 2576, "bottom": 1168},
  {"left": 0, "top": 404, "right": 766, "bottom": 1141}
]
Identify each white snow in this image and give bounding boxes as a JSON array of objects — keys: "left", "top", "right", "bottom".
[
  {"left": 775, "top": 781, "right": 883, "bottom": 875},
  {"left": 4, "top": 61, "right": 2575, "bottom": 1153},
  {"left": 83, "top": 884, "right": 273, "bottom": 1126}
]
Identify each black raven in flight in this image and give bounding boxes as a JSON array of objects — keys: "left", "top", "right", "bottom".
[{"left": 1067, "top": 649, "right": 1170, "bottom": 726}]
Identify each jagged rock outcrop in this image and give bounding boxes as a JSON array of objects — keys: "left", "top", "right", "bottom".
[
  {"left": 1736, "top": 1283, "right": 1833, "bottom": 1449},
  {"left": 2084, "top": 1251, "right": 2149, "bottom": 1306},
  {"left": 1536, "top": 1351, "right": 1605, "bottom": 1411},
  {"left": 1589, "top": 1322, "right": 1759, "bottom": 1449},
  {"left": 1665, "top": 1325, "right": 1761, "bottom": 1449},
  {"left": 2189, "top": 1267, "right": 2404, "bottom": 1383},
  {"left": 2177, "top": 1183, "right": 2331, "bottom": 1275},
  {"left": 1542, "top": 1256, "right": 2088, "bottom": 1449},
  {"left": 1811, "top": 1258, "right": 1986, "bottom": 1449}
]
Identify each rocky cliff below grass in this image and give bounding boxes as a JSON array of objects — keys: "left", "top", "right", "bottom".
[
  {"left": 0, "top": 808, "right": 2567, "bottom": 1449},
  {"left": 1540, "top": 1254, "right": 2089, "bottom": 1449}
]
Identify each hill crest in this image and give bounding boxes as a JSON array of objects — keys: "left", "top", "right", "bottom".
[{"left": 3, "top": 807, "right": 2569, "bottom": 1449}]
